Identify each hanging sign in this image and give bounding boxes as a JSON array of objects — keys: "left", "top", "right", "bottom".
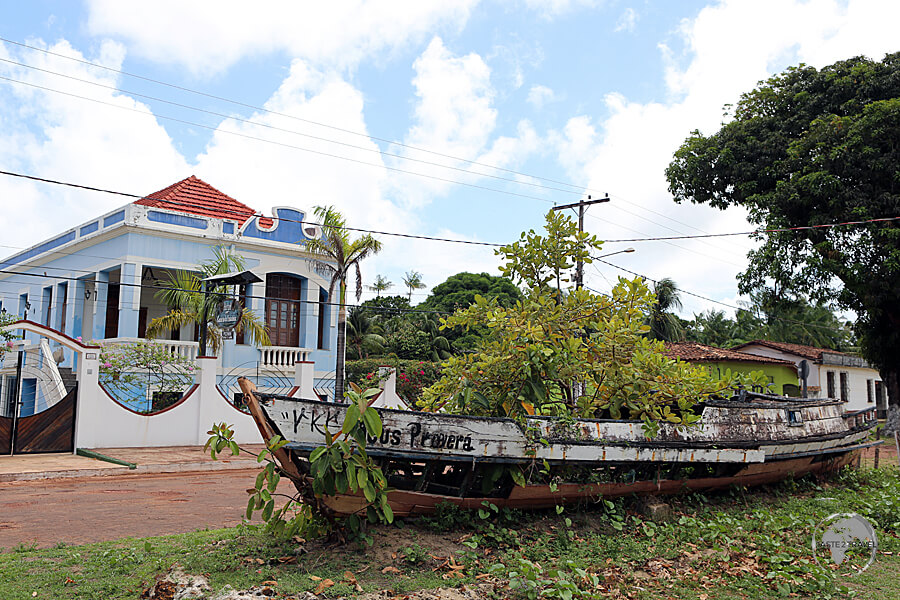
[{"left": 215, "top": 298, "right": 242, "bottom": 332}]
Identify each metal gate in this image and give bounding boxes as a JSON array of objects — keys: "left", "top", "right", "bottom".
[{"left": 0, "top": 348, "right": 78, "bottom": 455}]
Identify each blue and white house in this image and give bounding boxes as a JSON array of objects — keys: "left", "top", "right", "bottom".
[{"left": 0, "top": 175, "right": 339, "bottom": 420}]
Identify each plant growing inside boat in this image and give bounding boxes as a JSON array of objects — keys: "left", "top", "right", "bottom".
[
  {"left": 419, "top": 211, "right": 742, "bottom": 436},
  {"left": 205, "top": 383, "right": 393, "bottom": 542}
]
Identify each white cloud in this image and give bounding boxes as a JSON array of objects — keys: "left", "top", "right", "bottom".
[
  {"left": 85, "top": 0, "right": 479, "bottom": 76},
  {"left": 0, "top": 39, "right": 189, "bottom": 254},
  {"left": 194, "top": 59, "right": 407, "bottom": 242},
  {"left": 521, "top": 0, "right": 602, "bottom": 19},
  {"left": 614, "top": 7, "right": 638, "bottom": 32},
  {"left": 527, "top": 84, "right": 556, "bottom": 108},
  {"left": 562, "top": 0, "right": 900, "bottom": 314}
]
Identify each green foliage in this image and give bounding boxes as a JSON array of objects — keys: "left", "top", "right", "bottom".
[
  {"left": 95, "top": 341, "right": 196, "bottom": 412},
  {"left": 146, "top": 246, "right": 270, "bottom": 353},
  {"left": 345, "top": 307, "right": 386, "bottom": 360},
  {"left": 491, "top": 558, "right": 600, "bottom": 600},
  {"left": 420, "top": 212, "right": 745, "bottom": 434},
  {"left": 0, "top": 310, "right": 18, "bottom": 359},
  {"left": 498, "top": 209, "right": 602, "bottom": 296},
  {"left": 402, "top": 270, "right": 426, "bottom": 302},
  {"left": 346, "top": 358, "right": 442, "bottom": 404},
  {"left": 645, "top": 277, "right": 684, "bottom": 342},
  {"left": 418, "top": 272, "right": 522, "bottom": 313},
  {"left": 308, "top": 383, "right": 394, "bottom": 538},
  {"left": 305, "top": 205, "right": 383, "bottom": 401},
  {"left": 666, "top": 52, "right": 900, "bottom": 402},
  {"left": 421, "top": 279, "right": 734, "bottom": 434},
  {"left": 205, "top": 384, "right": 393, "bottom": 544},
  {"left": 360, "top": 295, "right": 411, "bottom": 319},
  {"left": 367, "top": 274, "right": 393, "bottom": 297}
]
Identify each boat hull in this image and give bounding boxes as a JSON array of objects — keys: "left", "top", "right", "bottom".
[{"left": 236, "top": 379, "right": 879, "bottom": 517}]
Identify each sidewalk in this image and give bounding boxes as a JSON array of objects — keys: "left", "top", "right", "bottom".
[{"left": 0, "top": 444, "right": 267, "bottom": 482}]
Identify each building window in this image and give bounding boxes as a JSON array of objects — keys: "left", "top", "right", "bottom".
[
  {"left": 867, "top": 379, "right": 874, "bottom": 404},
  {"left": 826, "top": 371, "right": 836, "bottom": 398},
  {"left": 839, "top": 372, "right": 849, "bottom": 402}
]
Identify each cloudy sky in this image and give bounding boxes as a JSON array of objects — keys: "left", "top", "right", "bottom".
[{"left": 1, "top": 0, "right": 898, "bottom": 315}]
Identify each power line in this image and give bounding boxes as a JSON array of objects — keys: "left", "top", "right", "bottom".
[
  {"left": 0, "top": 170, "right": 505, "bottom": 248},
  {"left": 602, "top": 217, "right": 900, "bottom": 243},
  {"left": 6, "top": 34, "right": 765, "bottom": 250},
  {"left": 0, "top": 75, "right": 558, "bottom": 206},
  {"left": 0, "top": 57, "right": 589, "bottom": 199},
  {"left": 0, "top": 37, "right": 589, "bottom": 194},
  {"left": 0, "top": 267, "right": 453, "bottom": 316},
  {"left": 591, "top": 257, "right": 846, "bottom": 334},
  {"left": 3, "top": 36, "right": 864, "bottom": 254}
]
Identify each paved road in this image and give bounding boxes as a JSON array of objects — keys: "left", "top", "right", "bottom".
[{"left": 0, "top": 469, "right": 293, "bottom": 549}]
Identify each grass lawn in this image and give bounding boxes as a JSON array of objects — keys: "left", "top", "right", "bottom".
[{"left": 2, "top": 466, "right": 898, "bottom": 599}]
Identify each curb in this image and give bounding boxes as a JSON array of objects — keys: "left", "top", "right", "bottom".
[{"left": 0, "top": 459, "right": 262, "bottom": 483}]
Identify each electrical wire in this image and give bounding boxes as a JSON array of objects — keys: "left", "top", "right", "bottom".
[
  {"left": 0, "top": 267, "right": 453, "bottom": 316},
  {"left": 0, "top": 169, "right": 506, "bottom": 247},
  {"left": 0, "top": 56, "right": 589, "bottom": 199},
  {"left": 591, "top": 257, "right": 847, "bottom": 334},
  {"left": 0, "top": 74, "right": 558, "bottom": 206},
  {"left": 0, "top": 37, "right": 590, "bottom": 195}
]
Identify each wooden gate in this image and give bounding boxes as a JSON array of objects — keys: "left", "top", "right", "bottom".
[{"left": 1, "top": 385, "right": 77, "bottom": 455}]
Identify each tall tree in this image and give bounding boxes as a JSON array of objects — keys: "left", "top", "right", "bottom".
[
  {"left": 402, "top": 270, "right": 425, "bottom": 302},
  {"left": 646, "top": 278, "right": 684, "bottom": 342},
  {"left": 367, "top": 274, "right": 393, "bottom": 298},
  {"left": 418, "top": 272, "right": 522, "bottom": 313},
  {"left": 346, "top": 307, "right": 386, "bottom": 360},
  {"left": 305, "top": 206, "right": 382, "bottom": 401},
  {"left": 147, "top": 246, "right": 270, "bottom": 353},
  {"left": 666, "top": 53, "right": 900, "bottom": 406}
]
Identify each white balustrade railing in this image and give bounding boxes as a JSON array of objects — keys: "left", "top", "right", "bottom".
[
  {"left": 99, "top": 337, "right": 199, "bottom": 363},
  {"left": 260, "top": 346, "right": 311, "bottom": 369}
]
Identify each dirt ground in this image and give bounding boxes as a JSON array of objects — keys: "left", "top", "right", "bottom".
[{"left": 0, "top": 468, "right": 293, "bottom": 549}]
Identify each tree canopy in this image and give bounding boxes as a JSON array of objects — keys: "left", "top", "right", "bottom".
[
  {"left": 418, "top": 272, "right": 522, "bottom": 313},
  {"left": 421, "top": 211, "right": 747, "bottom": 435},
  {"left": 666, "top": 52, "right": 900, "bottom": 404}
]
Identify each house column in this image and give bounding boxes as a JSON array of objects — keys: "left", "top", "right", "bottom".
[
  {"left": 118, "top": 262, "right": 140, "bottom": 338},
  {"left": 69, "top": 278, "right": 86, "bottom": 340},
  {"left": 91, "top": 271, "right": 109, "bottom": 340},
  {"left": 300, "top": 281, "right": 320, "bottom": 350}
]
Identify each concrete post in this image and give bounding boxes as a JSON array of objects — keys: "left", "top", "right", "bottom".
[
  {"left": 72, "top": 348, "right": 101, "bottom": 451},
  {"left": 294, "top": 360, "right": 316, "bottom": 399},
  {"left": 194, "top": 356, "right": 220, "bottom": 445}
]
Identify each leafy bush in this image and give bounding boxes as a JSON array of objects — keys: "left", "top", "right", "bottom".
[{"left": 346, "top": 358, "right": 442, "bottom": 404}]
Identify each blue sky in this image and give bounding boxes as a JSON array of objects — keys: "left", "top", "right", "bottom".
[{"left": 1, "top": 0, "right": 898, "bottom": 315}]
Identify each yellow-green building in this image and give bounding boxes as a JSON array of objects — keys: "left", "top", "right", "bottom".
[{"left": 665, "top": 342, "right": 800, "bottom": 397}]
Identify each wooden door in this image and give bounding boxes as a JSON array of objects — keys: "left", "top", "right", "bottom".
[
  {"left": 266, "top": 275, "right": 301, "bottom": 347},
  {"left": 104, "top": 283, "right": 120, "bottom": 338}
]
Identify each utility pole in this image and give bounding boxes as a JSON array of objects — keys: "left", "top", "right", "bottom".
[{"left": 551, "top": 194, "right": 609, "bottom": 289}]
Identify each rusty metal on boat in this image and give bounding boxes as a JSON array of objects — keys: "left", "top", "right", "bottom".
[{"left": 237, "top": 378, "right": 879, "bottom": 517}]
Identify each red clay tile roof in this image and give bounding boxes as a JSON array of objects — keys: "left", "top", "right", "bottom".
[
  {"left": 730, "top": 340, "right": 843, "bottom": 361},
  {"left": 665, "top": 342, "right": 797, "bottom": 369},
  {"left": 137, "top": 175, "right": 258, "bottom": 225}
]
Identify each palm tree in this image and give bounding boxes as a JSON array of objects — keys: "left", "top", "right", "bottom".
[
  {"left": 146, "top": 246, "right": 270, "bottom": 354},
  {"left": 368, "top": 274, "right": 393, "bottom": 298},
  {"left": 346, "top": 308, "right": 386, "bottom": 359},
  {"left": 420, "top": 315, "right": 452, "bottom": 362},
  {"left": 402, "top": 270, "right": 426, "bottom": 302},
  {"left": 647, "top": 278, "right": 684, "bottom": 342},
  {"left": 305, "top": 206, "right": 382, "bottom": 401}
]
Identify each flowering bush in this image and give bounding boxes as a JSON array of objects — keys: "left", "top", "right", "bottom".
[
  {"left": 92, "top": 341, "right": 196, "bottom": 412},
  {"left": 346, "top": 358, "right": 442, "bottom": 404}
]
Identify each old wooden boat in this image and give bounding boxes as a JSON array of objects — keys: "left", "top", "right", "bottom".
[{"left": 237, "top": 378, "right": 879, "bottom": 517}]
